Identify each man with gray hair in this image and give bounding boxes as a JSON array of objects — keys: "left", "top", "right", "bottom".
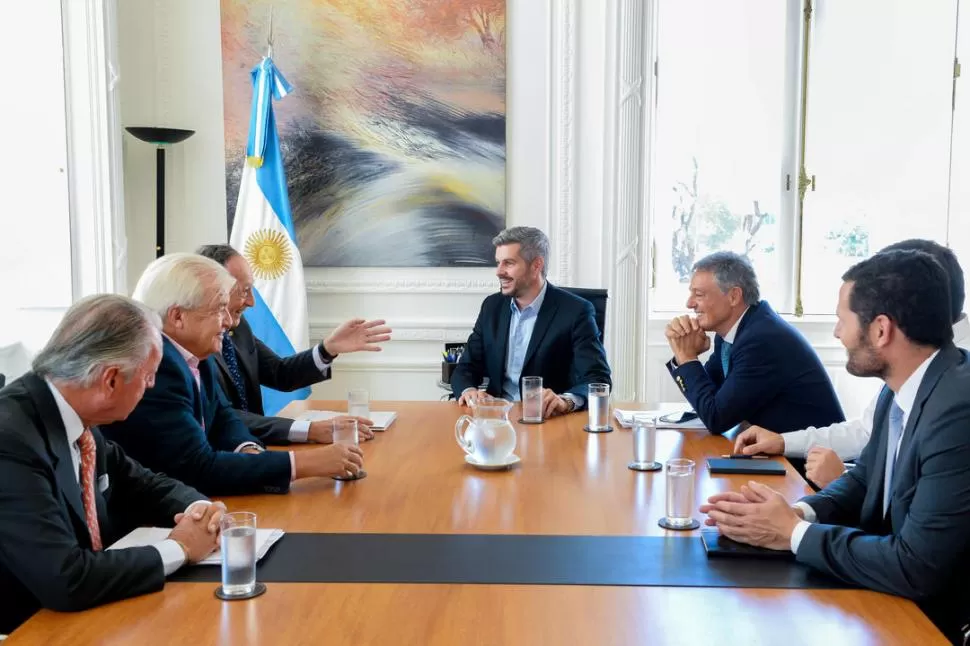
[
  {"left": 0, "top": 295, "right": 226, "bottom": 634},
  {"left": 102, "top": 253, "right": 364, "bottom": 496},
  {"left": 665, "top": 251, "right": 843, "bottom": 435},
  {"left": 451, "top": 226, "right": 611, "bottom": 418}
]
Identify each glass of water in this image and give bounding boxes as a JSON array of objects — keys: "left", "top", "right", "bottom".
[
  {"left": 220, "top": 512, "right": 257, "bottom": 598},
  {"left": 348, "top": 389, "right": 370, "bottom": 419},
  {"left": 332, "top": 417, "right": 366, "bottom": 481},
  {"left": 661, "top": 459, "right": 698, "bottom": 530},
  {"left": 629, "top": 414, "right": 660, "bottom": 471},
  {"left": 586, "top": 383, "right": 611, "bottom": 432},
  {"left": 521, "top": 376, "right": 544, "bottom": 423}
]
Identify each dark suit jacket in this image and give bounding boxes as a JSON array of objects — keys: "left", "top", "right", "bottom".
[
  {"left": 796, "top": 345, "right": 970, "bottom": 642},
  {"left": 0, "top": 373, "right": 205, "bottom": 634},
  {"left": 450, "top": 283, "right": 612, "bottom": 405},
  {"left": 667, "top": 301, "right": 844, "bottom": 435},
  {"left": 212, "top": 316, "right": 328, "bottom": 444},
  {"left": 102, "top": 337, "right": 292, "bottom": 496}
]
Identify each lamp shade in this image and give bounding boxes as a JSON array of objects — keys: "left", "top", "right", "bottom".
[{"left": 125, "top": 127, "right": 195, "bottom": 145}]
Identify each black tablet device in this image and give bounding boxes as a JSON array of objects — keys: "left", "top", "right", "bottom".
[{"left": 700, "top": 528, "right": 795, "bottom": 560}]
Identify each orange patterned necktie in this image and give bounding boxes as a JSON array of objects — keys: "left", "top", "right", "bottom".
[{"left": 77, "top": 429, "right": 103, "bottom": 551}]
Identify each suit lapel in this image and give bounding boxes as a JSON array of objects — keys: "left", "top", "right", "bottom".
[
  {"left": 233, "top": 318, "right": 260, "bottom": 386},
  {"left": 495, "top": 298, "right": 512, "bottom": 391},
  {"left": 522, "top": 286, "right": 560, "bottom": 370},
  {"left": 890, "top": 346, "right": 963, "bottom": 496},
  {"left": 865, "top": 386, "right": 894, "bottom": 524},
  {"left": 23, "top": 375, "right": 89, "bottom": 540}
]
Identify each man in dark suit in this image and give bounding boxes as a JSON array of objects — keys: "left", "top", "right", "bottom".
[
  {"left": 102, "top": 253, "right": 364, "bottom": 496},
  {"left": 451, "top": 226, "right": 611, "bottom": 417},
  {"left": 0, "top": 295, "right": 226, "bottom": 634},
  {"left": 665, "top": 251, "right": 844, "bottom": 435},
  {"left": 196, "top": 244, "right": 391, "bottom": 445},
  {"left": 701, "top": 250, "right": 970, "bottom": 642}
]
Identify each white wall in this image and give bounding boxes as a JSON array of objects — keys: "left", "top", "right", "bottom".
[
  {"left": 114, "top": 0, "right": 884, "bottom": 414},
  {"left": 116, "top": 0, "right": 617, "bottom": 401}
]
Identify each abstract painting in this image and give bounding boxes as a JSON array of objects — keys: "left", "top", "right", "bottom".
[{"left": 221, "top": 0, "right": 506, "bottom": 267}]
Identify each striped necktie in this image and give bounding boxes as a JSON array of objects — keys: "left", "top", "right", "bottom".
[{"left": 221, "top": 331, "right": 249, "bottom": 411}]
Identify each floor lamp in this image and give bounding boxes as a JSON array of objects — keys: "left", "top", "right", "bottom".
[{"left": 125, "top": 127, "right": 195, "bottom": 258}]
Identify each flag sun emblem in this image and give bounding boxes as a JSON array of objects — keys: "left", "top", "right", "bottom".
[{"left": 244, "top": 229, "right": 292, "bottom": 280}]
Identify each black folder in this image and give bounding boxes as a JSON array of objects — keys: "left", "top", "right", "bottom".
[{"left": 706, "top": 458, "right": 786, "bottom": 475}]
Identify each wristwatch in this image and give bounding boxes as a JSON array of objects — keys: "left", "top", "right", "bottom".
[
  {"left": 563, "top": 396, "right": 577, "bottom": 413},
  {"left": 318, "top": 342, "right": 338, "bottom": 362}
]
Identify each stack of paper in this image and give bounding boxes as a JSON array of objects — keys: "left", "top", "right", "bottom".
[
  {"left": 613, "top": 409, "right": 707, "bottom": 430},
  {"left": 295, "top": 409, "right": 398, "bottom": 431},
  {"left": 108, "top": 527, "right": 285, "bottom": 566}
]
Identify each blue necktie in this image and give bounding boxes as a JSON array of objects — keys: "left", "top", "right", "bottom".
[
  {"left": 720, "top": 340, "right": 732, "bottom": 377},
  {"left": 221, "top": 331, "right": 249, "bottom": 412},
  {"left": 882, "top": 401, "right": 905, "bottom": 516}
]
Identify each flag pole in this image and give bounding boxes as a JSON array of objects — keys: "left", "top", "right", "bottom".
[{"left": 266, "top": 5, "right": 274, "bottom": 59}]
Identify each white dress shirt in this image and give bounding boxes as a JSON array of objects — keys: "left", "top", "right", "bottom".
[
  {"left": 45, "top": 379, "right": 202, "bottom": 576},
  {"left": 722, "top": 308, "right": 749, "bottom": 344},
  {"left": 286, "top": 345, "right": 334, "bottom": 442},
  {"left": 790, "top": 349, "right": 940, "bottom": 553},
  {"left": 782, "top": 315, "right": 970, "bottom": 460}
]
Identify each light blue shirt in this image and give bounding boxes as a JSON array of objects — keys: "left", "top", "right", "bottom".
[{"left": 502, "top": 282, "right": 548, "bottom": 401}]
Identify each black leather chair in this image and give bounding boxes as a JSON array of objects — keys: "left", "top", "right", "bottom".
[{"left": 562, "top": 287, "right": 608, "bottom": 343}]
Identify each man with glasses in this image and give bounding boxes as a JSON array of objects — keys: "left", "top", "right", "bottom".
[{"left": 196, "top": 245, "right": 391, "bottom": 446}]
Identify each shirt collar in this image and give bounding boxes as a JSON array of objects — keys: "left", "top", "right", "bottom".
[
  {"left": 44, "top": 378, "right": 85, "bottom": 446},
  {"left": 511, "top": 280, "right": 548, "bottom": 315},
  {"left": 164, "top": 333, "right": 200, "bottom": 370},
  {"left": 894, "top": 350, "right": 941, "bottom": 418},
  {"left": 722, "top": 307, "right": 750, "bottom": 344},
  {"left": 953, "top": 313, "right": 969, "bottom": 346}
]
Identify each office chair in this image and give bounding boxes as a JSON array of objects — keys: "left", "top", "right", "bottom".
[{"left": 561, "top": 287, "right": 608, "bottom": 343}]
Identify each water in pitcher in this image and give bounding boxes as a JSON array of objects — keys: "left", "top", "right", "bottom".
[
  {"left": 221, "top": 525, "right": 257, "bottom": 596},
  {"left": 471, "top": 419, "right": 516, "bottom": 464},
  {"left": 588, "top": 392, "right": 610, "bottom": 430}
]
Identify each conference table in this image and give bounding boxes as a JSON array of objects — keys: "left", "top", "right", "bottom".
[{"left": 9, "top": 401, "right": 945, "bottom": 645}]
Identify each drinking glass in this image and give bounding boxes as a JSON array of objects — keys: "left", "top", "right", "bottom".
[
  {"left": 521, "top": 376, "right": 544, "bottom": 423},
  {"left": 348, "top": 389, "right": 370, "bottom": 419},
  {"left": 586, "top": 383, "right": 611, "bottom": 432},
  {"left": 629, "top": 414, "right": 661, "bottom": 471},
  {"left": 220, "top": 512, "right": 257, "bottom": 597},
  {"left": 661, "top": 459, "right": 698, "bottom": 529},
  {"left": 333, "top": 417, "right": 366, "bottom": 480}
]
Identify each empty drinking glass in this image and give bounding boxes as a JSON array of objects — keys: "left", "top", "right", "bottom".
[
  {"left": 332, "top": 417, "right": 366, "bottom": 480},
  {"left": 219, "top": 512, "right": 257, "bottom": 598},
  {"left": 585, "top": 383, "right": 611, "bottom": 432},
  {"left": 629, "top": 414, "right": 661, "bottom": 471},
  {"left": 521, "top": 376, "right": 544, "bottom": 423},
  {"left": 660, "top": 459, "right": 698, "bottom": 530},
  {"left": 348, "top": 389, "right": 370, "bottom": 419}
]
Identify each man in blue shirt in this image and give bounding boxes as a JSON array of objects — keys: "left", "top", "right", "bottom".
[{"left": 450, "top": 227, "right": 611, "bottom": 418}]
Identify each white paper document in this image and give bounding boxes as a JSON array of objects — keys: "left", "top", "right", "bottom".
[
  {"left": 613, "top": 408, "right": 707, "bottom": 430},
  {"left": 107, "top": 527, "right": 285, "bottom": 566},
  {"left": 295, "top": 409, "right": 398, "bottom": 431}
]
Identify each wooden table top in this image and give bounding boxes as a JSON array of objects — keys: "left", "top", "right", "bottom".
[{"left": 8, "top": 401, "right": 945, "bottom": 645}]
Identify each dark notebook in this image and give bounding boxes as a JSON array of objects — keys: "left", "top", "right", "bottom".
[
  {"left": 700, "top": 528, "right": 795, "bottom": 560},
  {"left": 706, "top": 458, "right": 787, "bottom": 475}
]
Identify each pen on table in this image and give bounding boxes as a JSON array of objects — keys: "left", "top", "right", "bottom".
[{"left": 720, "top": 454, "right": 770, "bottom": 459}]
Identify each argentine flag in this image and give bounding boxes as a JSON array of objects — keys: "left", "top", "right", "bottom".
[{"left": 230, "top": 56, "right": 310, "bottom": 415}]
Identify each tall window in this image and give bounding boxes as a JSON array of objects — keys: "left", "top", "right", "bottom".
[{"left": 651, "top": 0, "right": 962, "bottom": 315}]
